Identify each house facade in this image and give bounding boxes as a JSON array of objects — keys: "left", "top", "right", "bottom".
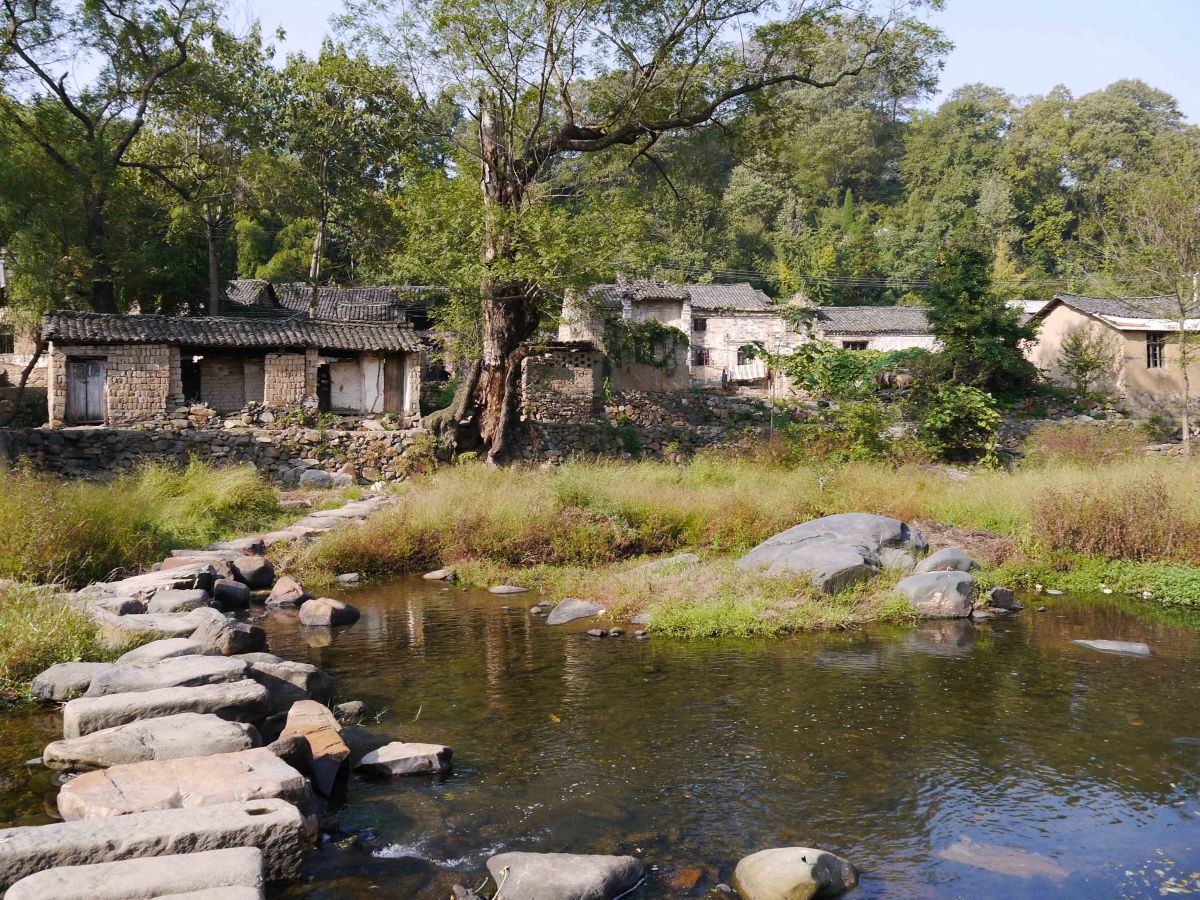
[
  {"left": 810, "top": 305, "right": 938, "bottom": 352},
  {"left": 41, "top": 311, "right": 422, "bottom": 426},
  {"left": 1028, "top": 292, "right": 1200, "bottom": 410}
]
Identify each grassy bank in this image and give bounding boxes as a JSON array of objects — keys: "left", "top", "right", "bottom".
[
  {"left": 0, "top": 459, "right": 284, "bottom": 587},
  {"left": 0, "top": 583, "right": 117, "bottom": 703},
  {"left": 288, "top": 446, "right": 1200, "bottom": 631}
]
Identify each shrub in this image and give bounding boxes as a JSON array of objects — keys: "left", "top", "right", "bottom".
[
  {"left": 921, "top": 384, "right": 1001, "bottom": 464},
  {"left": 1022, "top": 422, "right": 1143, "bottom": 465},
  {"left": 1032, "top": 476, "right": 1198, "bottom": 563},
  {"left": 1056, "top": 325, "right": 1120, "bottom": 398},
  {"left": 835, "top": 399, "right": 896, "bottom": 460},
  {"left": 1142, "top": 413, "right": 1179, "bottom": 443}
]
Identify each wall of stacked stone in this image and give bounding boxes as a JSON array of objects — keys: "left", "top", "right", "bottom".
[
  {"left": 0, "top": 417, "right": 427, "bottom": 484},
  {"left": 48, "top": 342, "right": 175, "bottom": 425},
  {"left": 264, "top": 353, "right": 307, "bottom": 406}
]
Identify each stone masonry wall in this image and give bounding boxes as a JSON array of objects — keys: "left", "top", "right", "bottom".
[
  {"left": 199, "top": 357, "right": 249, "bottom": 412},
  {"left": 264, "top": 353, "right": 307, "bottom": 407},
  {"left": 48, "top": 342, "right": 175, "bottom": 426}
]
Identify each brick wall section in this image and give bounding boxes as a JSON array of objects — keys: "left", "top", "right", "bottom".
[
  {"left": 48, "top": 342, "right": 174, "bottom": 425},
  {"left": 264, "top": 353, "right": 306, "bottom": 406},
  {"left": 199, "top": 357, "right": 248, "bottom": 413}
]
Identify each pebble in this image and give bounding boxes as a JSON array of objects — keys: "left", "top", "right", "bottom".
[{"left": 586, "top": 629, "right": 606, "bottom": 638}]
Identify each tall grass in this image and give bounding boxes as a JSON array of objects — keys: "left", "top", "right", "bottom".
[
  {"left": 292, "top": 453, "right": 1200, "bottom": 584},
  {"left": 0, "top": 460, "right": 282, "bottom": 586},
  {"left": 0, "top": 584, "right": 115, "bottom": 703}
]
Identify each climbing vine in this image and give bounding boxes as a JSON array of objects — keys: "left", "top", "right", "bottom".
[{"left": 602, "top": 318, "right": 688, "bottom": 374}]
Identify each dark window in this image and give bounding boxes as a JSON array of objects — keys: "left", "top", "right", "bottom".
[
  {"left": 0, "top": 326, "right": 12, "bottom": 355},
  {"left": 406, "top": 308, "right": 430, "bottom": 330},
  {"left": 693, "top": 318, "right": 707, "bottom": 332},
  {"left": 1147, "top": 332, "right": 1166, "bottom": 369},
  {"left": 692, "top": 348, "right": 709, "bottom": 366},
  {"left": 842, "top": 340, "right": 869, "bottom": 351},
  {"left": 736, "top": 349, "right": 751, "bottom": 366}
]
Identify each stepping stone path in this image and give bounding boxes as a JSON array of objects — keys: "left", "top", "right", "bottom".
[
  {"left": 355, "top": 742, "right": 452, "bottom": 776},
  {"left": 5, "top": 847, "right": 265, "bottom": 900},
  {"left": 42, "top": 713, "right": 260, "bottom": 772},
  {"left": 63, "top": 680, "right": 271, "bottom": 738},
  {"left": 485, "top": 852, "right": 645, "bottom": 900}
]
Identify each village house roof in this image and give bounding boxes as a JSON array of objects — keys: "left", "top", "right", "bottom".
[
  {"left": 1041, "top": 292, "right": 1200, "bottom": 331},
  {"left": 42, "top": 310, "right": 422, "bottom": 352},
  {"left": 813, "top": 305, "right": 931, "bottom": 335},
  {"left": 223, "top": 280, "right": 445, "bottom": 324},
  {"left": 587, "top": 280, "right": 774, "bottom": 313}
]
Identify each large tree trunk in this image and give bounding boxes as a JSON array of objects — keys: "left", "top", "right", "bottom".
[
  {"left": 307, "top": 213, "right": 326, "bottom": 319},
  {"left": 84, "top": 194, "right": 119, "bottom": 314},
  {"left": 0, "top": 340, "right": 44, "bottom": 427},
  {"left": 475, "top": 100, "right": 538, "bottom": 464}
]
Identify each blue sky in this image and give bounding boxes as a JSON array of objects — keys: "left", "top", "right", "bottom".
[{"left": 236, "top": 0, "right": 1200, "bottom": 122}]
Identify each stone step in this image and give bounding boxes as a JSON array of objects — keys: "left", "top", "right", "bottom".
[
  {"left": 0, "top": 798, "right": 304, "bottom": 890},
  {"left": 5, "top": 846, "right": 264, "bottom": 900},
  {"left": 43, "top": 713, "right": 260, "bottom": 772},
  {"left": 63, "top": 680, "right": 271, "bottom": 738},
  {"left": 116, "top": 638, "right": 217, "bottom": 665},
  {"left": 57, "top": 747, "right": 308, "bottom": 821},
  {"left": 84, "top": 657, "right": 249, "bottom": 698}
]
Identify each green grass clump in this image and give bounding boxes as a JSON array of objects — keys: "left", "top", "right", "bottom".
[
  {"left": 989, "top": 555, "right": 1200, "bottom": 607},
  {"left": 0, "top": 460, "right": 283, "bottom": 587},
  {"left": 0, "top": 584, "right": 115, "bottom": 703}
]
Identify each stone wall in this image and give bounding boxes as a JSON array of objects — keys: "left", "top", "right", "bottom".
[
  {"left": 0, "top": 415, "right": 429, "bottom": 484},
  {"left": 264, "top": 353, "right": 307, "bottom": 407},
  {"left": 48, "top": 342, "right": 176, "bottom": 426},
  {"left": 521, "top": 346, "right": 603, "bottom": 423},
  {"left": 200, "top": 357, "right": 253, "bottom": 412}
]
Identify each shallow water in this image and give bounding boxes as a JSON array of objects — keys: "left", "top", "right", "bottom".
[{"left": 5, "top": 582, "right": 1200, "bottom": 898}]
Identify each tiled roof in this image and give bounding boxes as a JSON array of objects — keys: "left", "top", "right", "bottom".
[
  {"left": 1045, "top": 292, "right": 1200, "bottom": 331},
  {"left": 224, "top": 279, "right": 277, "bottom": 311},
  {"left": 585, "top": 281, "right": 774, "bottom": 312},
  {"left": 43, "top": 311, "right": 421, "bottom": 352},
  {"left": 273, "top": 284, "right": 444, "bottom": 323},
  {"left": 814, "top": 305, "right": 931, "bottom": 335}
]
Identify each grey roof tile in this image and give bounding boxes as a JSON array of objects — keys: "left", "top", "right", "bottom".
[{"left": 814, "top": 305, "right": 931, "bottom": 335}]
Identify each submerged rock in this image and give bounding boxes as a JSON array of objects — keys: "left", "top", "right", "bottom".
[
  {"left": 485, "top": 852, "right": 644, "bottom": 900},
  {"left": 732, "top": 847, "right": 859, "bottom": 900},
  {"left": 894, "top": 571, "right": 976, "bottom": 618},
  {"left": 545, "top": 598, "right": 604, "bottom": 625},
  {"left": 914, "top": 547, "right": 979, "bottom": 574},
  {"left": 4, "top": 846, "right": 265, "bottom": 900},
  {"left": 1070, "top": 639, "right": 1152, "bottom": 657},
  {"left": 936, "top": 836, "right": 1069, "bottom": 881},
  {"left": 355, "top": 742, "right": 452, "bottom": 776},
  {"left": 334, "top": 700, "right": 366, "bottom": 723},
  {"left": 42, "top": 713, "right": 260, "bottom": 772}
]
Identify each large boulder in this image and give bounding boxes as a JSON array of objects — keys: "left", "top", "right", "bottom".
[
  {"left": 5, "top": 846, "right": 264, "bottom": 900},
  {"left": 894, "top": 571, "right": 976, "bottom": 618},
  {"left": 355, "top": 742, "right": 452, "bottom": 777},
  {"left": 147, "top": 589, "right": 212, "bottom": 614},
  {"left": 238, "top": 653, "right": 334, "bottom": 714},
  {"left": 485, "top": 852, "right": 644, "bottom": 900},
  {"left": 190, "top": 608, "right": 267, "bottom": 655},
  {"left": 0, "top": 798, "right": 304, "bottom": 890},
  {"left": 279, "top": 700, "right": 349, "bottom": 798},
  {"left": 31, "top": 662, "right": 113, "bottom": 702},
  {"left": 737, "top": 513, "right": 926, "bottom": 593},
  {"left": 116, "top": 638, "right": 217, "bottom": 665},
  {"left": 43, "top": 713, "right": 260, "bottom": 772},
  {"left": 84, "top": 656, "right": 248, "bottom": 698},
  {"left": 266, "top": 576, "right": 308, "bottom": 608},
  {"left": 56, "top": 747, "right": 308, "bottom": 821},
  {"left": 231, "top": 556, "right": 275, "bottom": 590},
  {"left": 914, "top": 547, "right": 979, "bottom": 574},
  {"left": 731, "top": 847, "right": 859, "bottom": 900},
  {"left": 212, "top": 579, "right": 251, "bottom": 612},
  {"left": 62, "top": 680, "right": 271, "bottom": 738},
  {"left": 545, "top": 598, "right": 604, "bottom": 626},
  {"left": 103, "top": 563, "right": 218, "bottom": 599},
  {"left": 298, "top": 597, "right": 360, "bottom": 628}
]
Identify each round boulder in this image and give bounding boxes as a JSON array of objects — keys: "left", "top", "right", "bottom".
[
  {"left": 732, "top": 847, "right": 859, "bottom": 900},
  {"left": 267, "top": 576, "right": 309, "bottom": 608},
  {"left": 231, "top": 556, "right": 275, "bottom": 590},
  {"left": 299, "top": 597, "right": 361, "bottom": 627},
  {"left": 914, "top": 547, "right": 979, "bottom": 574},
  {"left": 894, "top": 571, "right": 976, "bottom": 618}
]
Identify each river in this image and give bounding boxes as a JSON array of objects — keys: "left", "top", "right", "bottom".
[{"left": 4, "top": 579, "right": 1200, "bottom": 898}]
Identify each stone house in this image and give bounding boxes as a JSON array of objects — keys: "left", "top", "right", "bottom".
[
  {"left": 225, "top": 280, "right": 443, "bottom": 333},
  {"left": 41, "top": 311, "right": 422, "bottom": 426},
  {"left": 809, "top": 305, "right": 938, "bottom": 351},
  {"left": 1027, "top": 292, "right": 1200, "bottom": 410}
]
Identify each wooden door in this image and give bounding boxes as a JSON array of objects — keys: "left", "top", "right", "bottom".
[
  {"left": 384, "top": 354, "right": 404, "bottom": 413},
  {"left": 66, "top": 359, "right": 106, "bottom": 424}
]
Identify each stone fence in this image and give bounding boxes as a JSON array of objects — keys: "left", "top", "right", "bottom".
[{"left": 0, "top": 408, "right": 429, "bottom": 484}]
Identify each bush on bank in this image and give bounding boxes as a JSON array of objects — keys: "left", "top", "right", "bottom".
[{"left": 0, "top": 460, "right": 282, "bottom": 586}]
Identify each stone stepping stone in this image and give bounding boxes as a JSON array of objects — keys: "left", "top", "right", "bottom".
[
  {"left": 545, "top": 598, "right": 604, "bottom": 625},
  {"left": 231, "top": 556, "right": 275, "bottom": 590},
  {"left": 116, "top": 638, "right": 217, "bottom": 665},
  {"left": 298, "top": 597, "right": 360, "bottom": 627},
  {"left": 0, "top": 798, "right": 303, "bottom": 891},
  {"left": 102, "top": 563, "right": 218, "bottom": 598},
  {"left": 42, "top": 713, "right": 260, "bottom": 772},
  {"left": 488, "top": 585, "right": 528, "bottom": 595},
  {"left": 422, "top": 568, "right": 455, "bottom": 581},
  {"left": 57, "top": 747, "right": 307, "bottom": 821},
  {"left": 63, "top": 680, "right": 270, "bottom": 738},
  {"left": 355, "top": 742, "right": 452, "bottom": 776},
  {"left": 486, "top": 852, "right": 645, "bottom": 900},
  {"left": 5, "top": 847, "right": 265, "bottom": 900},
  {"left": 83, "top": 656, "right": 248, "bottom": 698},
  {"left": 32, "top": 662, "right": 113, "bottom": 702},
  {"left": 279, "top": 700, "right": 349, "bottom": 799},
  {"left": 732, "top": 847, "right": 859, "bottom": 900},
  {"left": 1070, "top": 639, "right": 1152, "bottom": 657},
  {"left": 237, "top": 653, "right": 333, "bottom": 714},
  {"left": 266, "top": 576, "right": 309, "bottom": 608},
  {"left": 147, "top": 589, "right": 212, "bottom": 614}
]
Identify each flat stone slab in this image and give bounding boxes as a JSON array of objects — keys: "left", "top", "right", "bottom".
[
  {"left": 43, "top": 713, "right": 260, "bottom": 772},
  {"left": 5, "top": 847, "right": 264, "bottom": 900},
  {"left": 0, "top": 798, "right": 303, "bottom": 890},
  {"left": 1071, "top": 639, "right": 1152, "bottom": 657},
  {"left": 93, "top": 610, "right": 204, "bottom": 645},
  {"left": 117, "top": 638, "right": 217, "bottom": 665},
  {"left": 147, "top": 589, "right": 212, "bottom": 614},
  {"left": 63, "top": 680, "right": 271, "bottom": 738},
  {"left": 894, "top": 571, "right": 976, "bottom": 618},
  {"left": 732, "top": 846, "right": 859, "bottom": 900},
  {"left": 280, "top": 700, "right": 348, "bottom": 798},
  {"left": 238, "top": 653, "right": 334, "bottom": 714},
  {"left": 545, "top": 598, "right": 604, "bottom": 626},
  {"left": 486, "top": 852, "right": 645, "bottom": 900},
  {"left": 102, "top": 563, "right": 218, "bottom": 598},
  {"left": 488, "top": 585, "right": 528, "bottom": 595},
  {"left": 32, "top": 662, "right": 113, "bottom": 702},
  {"left": 84, "top": 656, "right": 248, "bottom": 697},
  {"left": 355, "top": 742, "right": 452, "bottom": 776},
  {"left": 205, "top": 537, "right": 267, "bottom": 555},
  {"left": 57, "top": 747, "right": 307, "bottom": 821},
  {"left": 422, "top": 568, "right": 455, "bottom": 581}
]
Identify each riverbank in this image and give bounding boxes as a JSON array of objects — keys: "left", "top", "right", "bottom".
[{"left": 285, "top": 452, "right": 1200, "bottom": 632}]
